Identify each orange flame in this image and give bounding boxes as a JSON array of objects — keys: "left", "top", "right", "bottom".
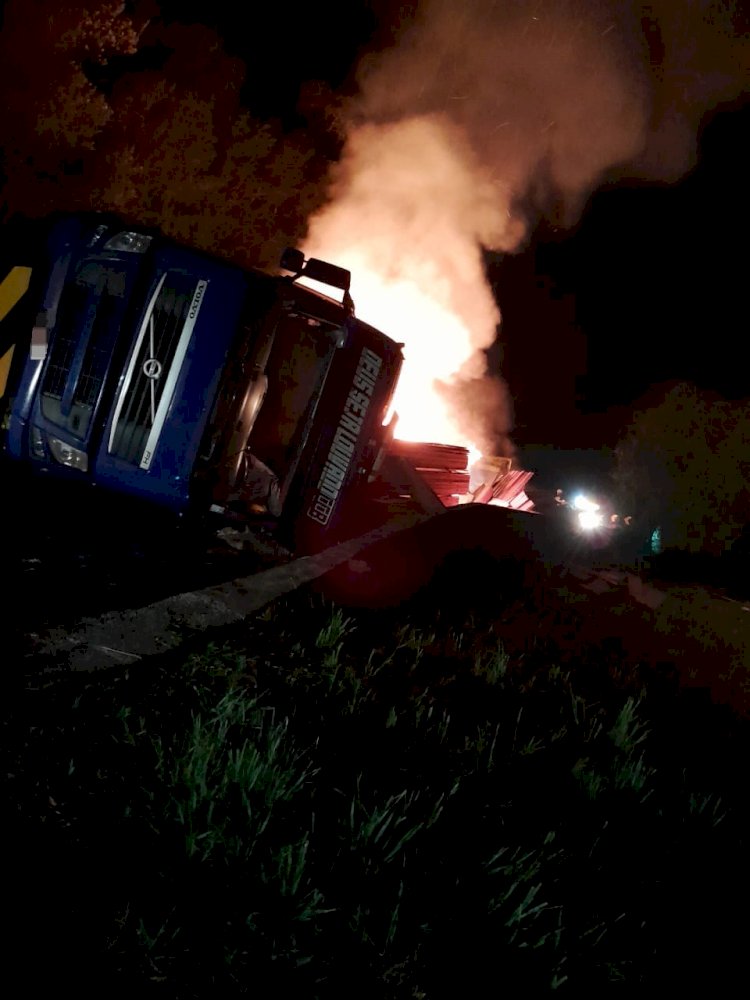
[
  {"left": 301, "top": 117, "right": 518, "bottom": 465},
  {"left": 302, "top": 257, "right": 479, "bottom": 453}
]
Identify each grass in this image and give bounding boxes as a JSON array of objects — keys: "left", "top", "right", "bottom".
[{"left": 5, "top": 567, "right": 750, "bottom": 996}]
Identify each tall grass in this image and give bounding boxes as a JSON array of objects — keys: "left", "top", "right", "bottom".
[
  {"left": 155, "top": 691, "right": 317, "bottom": 863},
  {"left": 6, "top": 591, "right": 750, "bottom": 996}
]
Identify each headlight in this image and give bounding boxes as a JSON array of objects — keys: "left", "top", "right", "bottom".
[
  {"left": 48, "top": 436, "right": 89, "bottom": 471},
  {"left": 578, "top": 509, "right": 604, "bottom": 530},
  {"left": 572, "top": 493, "right": 599, "bottom": 512},
  {"left": 103, "top": 231, "right": 152, "bottom": 254}
]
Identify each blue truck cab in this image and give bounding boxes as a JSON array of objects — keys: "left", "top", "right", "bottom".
[{"left": 0, "top": 214, "right": 403, "bottom": 552}]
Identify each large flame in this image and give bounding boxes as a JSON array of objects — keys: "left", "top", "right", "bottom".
[
  {"left": 302, "top": 255, "right": 480, "bottom": 449},
  {"left": 302, "top": 116, "right": 519, "bottom": 459}
]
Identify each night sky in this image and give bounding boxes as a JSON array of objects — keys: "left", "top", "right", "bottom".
[{"left": 492, "top": 98, "right": 750, "bottom": 449}]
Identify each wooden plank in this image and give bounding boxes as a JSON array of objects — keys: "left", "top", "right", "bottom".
[{"left": 388, "top": 440, "right": 470, "bottom": 471}]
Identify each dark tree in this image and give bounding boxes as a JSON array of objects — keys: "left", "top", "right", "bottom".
[
  {"left": 0, "top": 1, "right": 336, "bottom": 269},
  {"left": 613, "top": 382, "right": 750, "bottom": 555}
]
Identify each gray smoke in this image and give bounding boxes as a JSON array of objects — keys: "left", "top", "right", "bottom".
[{"left": 304, "top": 0, "right": 749, "bottom": 455}]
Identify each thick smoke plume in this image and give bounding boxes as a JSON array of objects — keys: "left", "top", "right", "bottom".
[
  {"left": 303, "top": 113, "right": 519, "bottom": 452},
  {"left": 304, "top": 0, "right": 750, "bottom": 454}
]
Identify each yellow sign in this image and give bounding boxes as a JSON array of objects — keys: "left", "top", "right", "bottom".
[
  {"left": 0, "top": 266, "right": 32, "bottom": 323},
  {"left": 0, "top": 266, "right": 32, "bottom": 397}
]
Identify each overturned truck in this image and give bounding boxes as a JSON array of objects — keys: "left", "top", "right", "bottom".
[{"left": 0, "top": 213, "right": 532, "bottom": 557}]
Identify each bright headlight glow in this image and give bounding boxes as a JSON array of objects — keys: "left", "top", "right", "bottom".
[
  {"left": 578, "top": 509, "right": 604, "bottom": 530},
  {"left": 572, "top": 493, "right": 599, "bottom": 512}
]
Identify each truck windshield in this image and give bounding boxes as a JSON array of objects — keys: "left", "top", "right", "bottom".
[{"left": 248, "top": 310, "right": 340, "bottom": 489}]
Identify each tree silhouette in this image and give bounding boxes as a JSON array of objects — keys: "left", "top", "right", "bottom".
[
  {"left": 0, "top": 1, "right": 335, "bottom": 270},
  {"left": 613, "top": 382, "right": 750, "bottom": 555}
]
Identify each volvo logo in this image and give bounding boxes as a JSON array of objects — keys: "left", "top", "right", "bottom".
[{"left": 143, "top": 358, "right": 162, "bottom": 379}]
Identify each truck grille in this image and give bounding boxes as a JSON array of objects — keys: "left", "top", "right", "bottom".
[
  {"left": 76, "top": 293, "right": 116, "bottom": 407},
  {"left": 42, "top": 283, "right": 89, "bottom": 401},
  {"left": 109, "top": 273, "right": 207, "bottom": 468},
  {"left": 41, "top": 277, "right": 118, "bottom": 436}
]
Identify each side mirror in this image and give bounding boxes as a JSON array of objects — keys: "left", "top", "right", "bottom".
[
  {"left": 302, "top": 257, "right": 351, "bottom": 293},
  {"left": 279, "top": 247, "right": 305, "bottom": 273},
  {"left": 279, "top": 247, "right": 352, "bottom": 294}
]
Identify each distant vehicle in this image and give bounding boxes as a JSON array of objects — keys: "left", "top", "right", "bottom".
[{"left": 0, "top": 213, "right": 403, "bottom": 552}]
